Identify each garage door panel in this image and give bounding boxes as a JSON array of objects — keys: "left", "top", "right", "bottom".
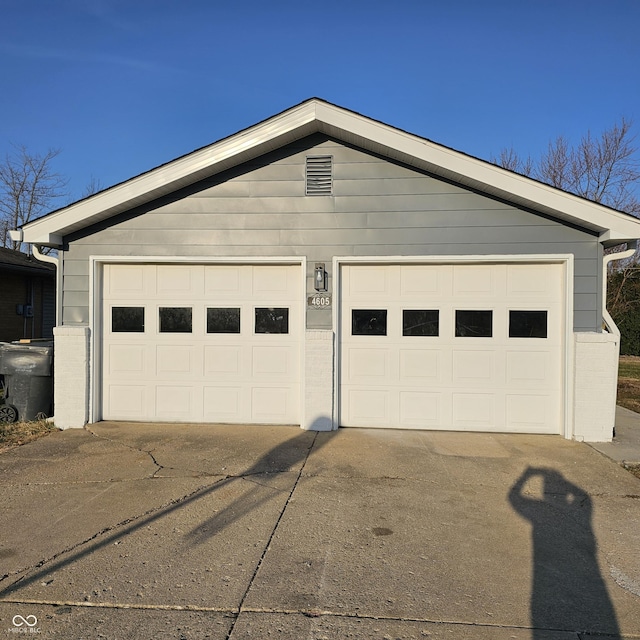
[
  {"left": 251, "top": 387, "right": 298, "bottom": 423},
  {"left": 203, "top": 386, "right": 243, "bottom": 420},
  {"left": 205, "top": 266, "right": 245, "bottom": 295},
  {"left": 348, "top": 348, "right": 389, "bottom": 379},
  {"left": 156, "top": 265, "right": 204, "bottom": 296},
  {"left": 399, "top": 349, "right": 441, "bottom": 380},
  {"left": 400, "top": 265, "right": 448, "bottom": 295},
  {"left": 507, "top": 264, "right": 561, "bottom": 300},
  {"left": 156, "top": 345, "right": 194, "bottom": 375},
  {"left": 107, "top": 265, "right": 149, "bottom": 298},
  {"left": 108, "top": 384, "right": 147, "bottom": 418},
  {"left": 252, "top": 266, "right": 298, "bottom": 299},
  {"left": 204, "top": 345, "right": 242, "bottom": 375},
  {"left": 102, "top": 263, "right": 301, "bottom": 424},
  {"left": 453, "top": 265, "right": 501, "bottom": 297},
  {"left": 347, "top": 389, "right": 389, "bottom": 422},
  {"left": 347, "top": 266, "right": 395, "bottom": 298},
  {"left": 399, "top": 392, "right": 440, "bottom": 426},
  {"left": 252, "top": 346, "right": 295, "bottom": 378},
  {"left": 506, "top": 393, "right": 553, "bottom": 431},
  {"left": 155, "top": 385, "right": 195, "bottom": 419},
  {"left": 452, "top": 392, "right": 496, "bottom": 428},
  {"left": 108, "top": 344, "right": 146, "bottom": 375},
  {"left": 506, "top": 351, "right": 549, "bottom": 384},
  {"left": 452, "top": 350, "right": 497, "bottom": 385},
  {"left": 340, "top": 262, "right": 564, "bottom": 433}
]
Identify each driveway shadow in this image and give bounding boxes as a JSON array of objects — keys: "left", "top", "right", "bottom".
[
  {"left": 508, "top": 467, "right": 621, "bottom": 638},
  {"left": 0, "top": 428, "right": 332, "bottom": 598},
  {"left": 185, "top": 429, "right": 336, "bottom": 545}
]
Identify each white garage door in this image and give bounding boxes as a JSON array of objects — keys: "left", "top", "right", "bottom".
[
  {"left": 340, "top": 263, "right": 565, "bottom": 433},
  {"left": 101, "top": 263, "right": 301, "bottom": 424}
]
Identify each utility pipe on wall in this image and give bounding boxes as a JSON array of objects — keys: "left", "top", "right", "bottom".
[
  {"left": 603, "top": 240, "right": 638, "bottom": 336},
  {"left": 31, "top": 245, "right": 60, "bottom": 330}
]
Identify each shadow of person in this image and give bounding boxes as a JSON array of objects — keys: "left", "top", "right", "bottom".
[{"left": 508, "top": 467, "right": 621, "bottom": 638}]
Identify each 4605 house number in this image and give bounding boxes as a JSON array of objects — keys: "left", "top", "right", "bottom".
[{"left": 308, "top": 295, "right": 332, "bottom": 307}]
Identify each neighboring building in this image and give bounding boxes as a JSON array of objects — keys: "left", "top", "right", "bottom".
[
  {"left": 13, "top": 99, "right": 640, "bottom": 441},
  {"left": 0, "top": 247, "right": 55, "bottom": 343}
]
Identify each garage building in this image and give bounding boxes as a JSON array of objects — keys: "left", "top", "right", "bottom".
[{"left": 13, "top": 99, "right": 640, "bottom": 441}]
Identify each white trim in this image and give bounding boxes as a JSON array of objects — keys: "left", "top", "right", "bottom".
[
  {"left": 19, "top": 99, "right": 640, "bottom": 246},
  {"left": 563, "top": 258, "right": 575, "bottom": 439},
  {"left": 88, "top": 255, "right": 306, "bottom": 425},
  {"left": 332, "top": 254, "right": 574, "bottom": 438}
]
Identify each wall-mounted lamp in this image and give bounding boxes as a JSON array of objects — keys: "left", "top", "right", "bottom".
[{"left": 314, "top": 263, "right": 327, "bottom": 292}]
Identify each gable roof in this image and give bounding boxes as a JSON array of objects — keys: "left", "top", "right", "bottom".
[
  {"left": 16, "top": 98, "right": 640, "bottom": 248},
  {"left": 0, "top": 246, "right": 55, "bottom": 275}
]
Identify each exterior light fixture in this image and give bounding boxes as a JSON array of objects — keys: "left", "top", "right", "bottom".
[{"left": 314, "top": 263, "right": 327, "bottom": 292}]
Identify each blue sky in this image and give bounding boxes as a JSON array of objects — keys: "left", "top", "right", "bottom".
[{"left": 1, "top": 0, "right": 639, "bottom": 202}]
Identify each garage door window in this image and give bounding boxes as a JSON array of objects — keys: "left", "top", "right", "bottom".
[
  {"left": 455, "top": 310, "right": 492, "bottom": 337},
  {"left": 403, "top": 310, "right": 439, "bottom": 336},
  {"left": 352, "top": 309, "right": 387, "bottom": 336},
  {"left": 159, "top": 307, "right": 192, "bottom": 333},
  {"left": 207, "top": 307, "right": 241, "bottom": 333},
  {"left": 255, "top": 308, "right": 289, "bottom": 334},
  {"left": 112, "top": 307, "right": 145, "bottom": 333},
  {"left": 509, "top": 310, "right": 548, "bottom": 338}
]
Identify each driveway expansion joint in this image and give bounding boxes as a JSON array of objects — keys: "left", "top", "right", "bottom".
[{"left": 224, "top": 432, "right": 319, "bottom": 639}]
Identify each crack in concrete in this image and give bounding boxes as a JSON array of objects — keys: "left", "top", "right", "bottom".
[{"left": 85, "top": 425, "right": 165, "bottom": 478}]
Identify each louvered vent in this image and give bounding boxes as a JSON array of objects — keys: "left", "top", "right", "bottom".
[{"left": 306, "top": 155, "right": 333, "bottom": 195}]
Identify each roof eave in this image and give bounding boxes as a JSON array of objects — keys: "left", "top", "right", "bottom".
[
  {"left": 21, "top": 101, "right": 322, "bottom": 245},
  {"left": 19, "top": 98, "right": 640, "bottom": 246}
]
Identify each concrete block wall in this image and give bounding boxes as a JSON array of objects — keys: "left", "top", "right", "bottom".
[
  {"left": 53, "top": 326, "right": 90, "bottom": 429},
  {"left": 573, "top": 332, "right": 620, "bottom": 442},
  {"left": 303, "top": 329, "right": 335, "bottom": 430}
]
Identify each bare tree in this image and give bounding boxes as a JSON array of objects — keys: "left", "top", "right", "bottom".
[
  {"left": 0, "top": 145, "right": 68, "bottom": 251},
  {"left": 494, "top": 147, "right": 535, "bottom": 176},
  {"left": 81, "top": 174, "right": 105, "bottom": 198},
  {"left": 493, "top": 118, "right": 640, "bottom": 216}
]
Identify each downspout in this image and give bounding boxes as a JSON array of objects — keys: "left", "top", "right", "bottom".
[
  {"left": 32, "top": 245, "right": 58, "bottom": 268},
  {"left": 31, "top": 245, "right": 60, "bottom": 330},
  {"left": 603, "top": 240, "right": 638, "bottom": 336}
]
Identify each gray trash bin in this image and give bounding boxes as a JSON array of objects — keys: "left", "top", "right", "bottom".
[{"left": 0, "top": 342, "right": 53, "bottom": 423}]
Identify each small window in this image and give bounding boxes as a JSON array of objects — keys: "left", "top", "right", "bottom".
[
  {"left": 112, "top": 307, "right": 144, "bottom": 333},
  {"left": 455, "top": 310, "right": 492, "bottom": 337},
  {"left": 207, "top": 308, "right": 241, "bottom": 334},
  {"left": 255, "top": 308, "right": 289, "bottom": 334},
  {"left": 352, "top": 309, "right": 387, "bottom": 336},
  {"left": 509, "top": 310, "right": 548, "bottom": 338},
  {"left": 403, "top": 310, "right": 439, "bottom": 336},
  {"left": 159, "top": 307, "right": 192, "bottom": 333}
]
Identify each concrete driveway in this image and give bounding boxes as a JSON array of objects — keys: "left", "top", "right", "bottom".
[{"left": 0, "top": 423, "right": 639, "bottom": 639}]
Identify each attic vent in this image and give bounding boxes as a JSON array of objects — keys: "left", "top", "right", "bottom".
[{"left": 306, "top": 155, "right": 333, "bottom": 195}]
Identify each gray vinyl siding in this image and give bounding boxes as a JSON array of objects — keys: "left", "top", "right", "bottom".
[{"left": 62, "top": 134, "right": 602, "bottom": 330}]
